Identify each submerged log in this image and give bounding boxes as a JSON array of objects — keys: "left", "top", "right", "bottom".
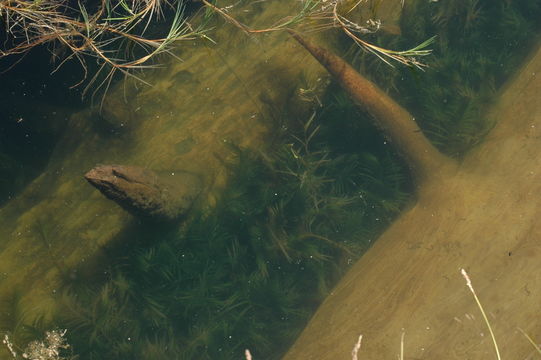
[
  {"left": 85, "top": 165, "right": 202, "bottom": 221},
  {"left": 289, "top": 31, "right": 456, "bottom": 185}
]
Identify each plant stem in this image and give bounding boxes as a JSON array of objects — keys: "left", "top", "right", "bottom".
[{"left": 461, "top": 268, "right": 502, "bottom": 360}]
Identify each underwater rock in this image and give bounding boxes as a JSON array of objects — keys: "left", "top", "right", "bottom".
[{"left": 84, "top": 165, "right": 202, "bottom": 221}]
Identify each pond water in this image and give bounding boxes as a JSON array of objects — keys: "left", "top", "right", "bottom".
[{"left": 0, "top": 1, "right": 540, "bottom": 359}]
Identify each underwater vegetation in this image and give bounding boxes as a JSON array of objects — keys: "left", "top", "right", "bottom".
[
  {"left": 6, "top": 1, "right": 540, "bottom": 358},
  {"left": 350, "top": 0, "right": 541, "bottom": 157},
  {"left": 44, "top": 91, "right": 411, "bottom": 360}
]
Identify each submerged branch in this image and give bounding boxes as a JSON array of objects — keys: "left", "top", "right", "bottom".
[{"left": 289, "top": 31, "right": 456, "bottom": 185}]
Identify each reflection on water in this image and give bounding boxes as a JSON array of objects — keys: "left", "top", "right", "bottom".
[{"left": 0, "top": 0, "right": 540, "bottom": 359}]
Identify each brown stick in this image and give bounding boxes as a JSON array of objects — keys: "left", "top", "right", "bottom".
[{"left": 289, "top": 30, "right": 455, "bottom": 185}]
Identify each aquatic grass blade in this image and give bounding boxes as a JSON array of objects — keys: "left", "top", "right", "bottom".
[{"left": 461, "top": 269, "right": 501, "bottom": 360}]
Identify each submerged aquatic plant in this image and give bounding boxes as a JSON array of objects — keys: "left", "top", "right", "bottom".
[
  {"left": 53, "top": 91, "right": 410, "bottom": 360},
  {"left": 350, "top": 0, "right": 541, "bottom": 156}
]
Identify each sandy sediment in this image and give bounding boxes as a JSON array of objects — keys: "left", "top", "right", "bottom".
[{"left": 284, "top": 40, "right": 541, "bottom": 360}]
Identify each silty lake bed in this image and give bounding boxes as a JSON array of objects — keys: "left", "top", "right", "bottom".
[{"left": 1, "top": 1, "right": 541, "bottom": 359}]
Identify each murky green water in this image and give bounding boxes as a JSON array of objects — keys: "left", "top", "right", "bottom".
[{"left": 1, "top": 0, "right": 540, "bottom": 359}]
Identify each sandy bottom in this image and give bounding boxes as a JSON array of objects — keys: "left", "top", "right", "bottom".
[{"left": 284, "top": 41, "right": 541, "bottom": 360}]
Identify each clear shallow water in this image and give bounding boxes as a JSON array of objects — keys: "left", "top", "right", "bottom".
[{"left": 0, "top": 1, "right": 540, "bottom": 359}]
